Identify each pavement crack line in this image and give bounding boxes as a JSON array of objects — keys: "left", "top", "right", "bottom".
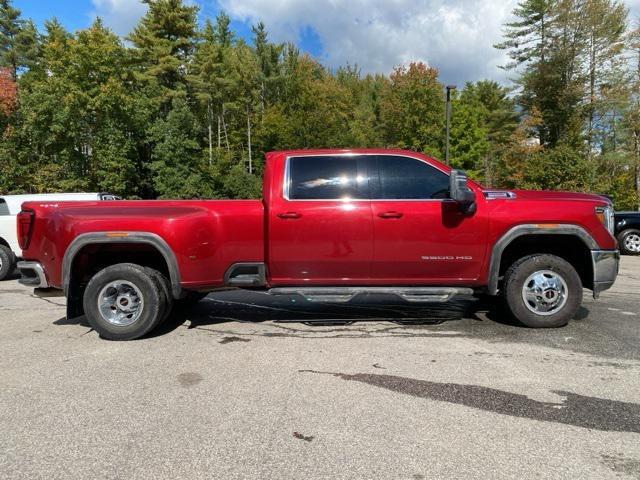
[{"left": 29, "top": 295, "right": 65, "bottom": 307}]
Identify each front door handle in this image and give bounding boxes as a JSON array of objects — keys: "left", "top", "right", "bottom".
[
  {"left": 277, "top": 211, "right": 302, "bottom": 219},
  {"left": 378, "top": 211, "right": 403, "bottom": 219}
]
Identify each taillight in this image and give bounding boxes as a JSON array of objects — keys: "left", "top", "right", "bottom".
[{"left": 17, "top": 210, "right": 35, "bottom": 250}]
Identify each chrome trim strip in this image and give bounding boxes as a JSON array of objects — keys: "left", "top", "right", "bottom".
[
  {"left": 62, "top": 232, "right": 182, "bottom": 298},
  {"left": 483, "top": 191, "right": 517, "bottom": 200},
  {"left": 17, "top": 261, "right": 49, "bottom": 288},
  {"left": 282, "top": 153, "right": 452, "bottom": 202},
  {"left": 269, "top": 286, "right": 474, "bottom": 303},
  {"left": 487, "top": 224, "right": 600, "bottom": 295},
  {"left": 591, "top": 249, "right": 619, "bottom": 298}
]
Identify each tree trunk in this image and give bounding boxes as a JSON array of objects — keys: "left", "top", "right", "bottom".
[
  {"left": 221, "top": 104, "right": 230, "bottom": 152},
  {"left": 207, "top": 102, "right": 213, "bottom": 166},
  {"left": 261, "top": 80, "right": 265, "bottom": 120},
  {"left": 588, "top": 33, "right": 596, "bottom": 153},
  {"left": 217, "top": 115, "right": 221, "bottom": 149},
  {"left": 635, "top": 130, "right": 640, "bottom": 211},
  {"left": 247, "top": 104, "right": 252, "bottom": 174},
  {"left": 483, "top": 153, "right": 492, "bottom": 188}
]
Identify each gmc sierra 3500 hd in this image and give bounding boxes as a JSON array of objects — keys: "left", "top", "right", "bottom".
[{"left": 17, "top": 149, "right": 619, "bottom": 340}]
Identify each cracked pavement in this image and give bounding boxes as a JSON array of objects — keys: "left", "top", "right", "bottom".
[{"left": 1, "top": 257, "right": 640, "bottom": 479}]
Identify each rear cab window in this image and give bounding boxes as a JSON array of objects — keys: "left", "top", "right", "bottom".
[{"left": 286, "top": 156, "right": 369, "bottom": 200}]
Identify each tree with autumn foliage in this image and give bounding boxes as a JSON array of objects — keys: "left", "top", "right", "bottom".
[
  {"left": 0, "top": 66, "right": 15, "bottom": 120},
  {"left": 0, "top": 0, "right": 639, "bottom": 209}
]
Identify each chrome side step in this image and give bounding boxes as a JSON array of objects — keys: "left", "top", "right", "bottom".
[{"left": 268, "top": 287, "right": 474, "bottom": 303}]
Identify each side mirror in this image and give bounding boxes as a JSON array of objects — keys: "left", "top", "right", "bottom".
[{"left": 449, "top": 169, "right": 477, "bottom": 214}]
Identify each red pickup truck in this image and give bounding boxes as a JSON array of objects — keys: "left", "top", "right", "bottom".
[{"left": 17, "top": 149, "right": 619, "bottom": 340}]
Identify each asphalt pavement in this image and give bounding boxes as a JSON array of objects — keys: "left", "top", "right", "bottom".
[{"left": 1, "top": 257, "right": 640, "bottom": 479}]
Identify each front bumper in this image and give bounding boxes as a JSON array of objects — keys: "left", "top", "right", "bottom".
[
  {"left": 17, "top": 261, "right": 49, "bottom": 289},
  {"left": 591, "top": 250, "right": 619, "bottom": 298}
]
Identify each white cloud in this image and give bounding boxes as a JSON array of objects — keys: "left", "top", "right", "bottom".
[
  {"left": 218, "top": 0, "right": 518, "bottom": 85},
  {"left": 90, "top": 0, "right": 148, "bottom": 37}
]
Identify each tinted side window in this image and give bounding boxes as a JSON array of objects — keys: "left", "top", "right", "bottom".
[
  {"left": 0, "top": 200, "right": 9, "bottom": 216},
  {"left": 372, "top": 155, "right": 449, "bottom": 199},
  {"left": 288, "top": 156, "right": 365, "bottom": 200}
]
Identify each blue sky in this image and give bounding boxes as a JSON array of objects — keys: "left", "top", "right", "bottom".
[
  {"left": 13, "top": 0, "right": 640, "bottom": 85},
  {"left": 14, "top": 1, "right": 325, "bottom": 60}
]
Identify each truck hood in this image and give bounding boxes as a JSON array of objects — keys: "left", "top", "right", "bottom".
[{"left": 489, "top": 189, "right": 610, "bottom": 204}]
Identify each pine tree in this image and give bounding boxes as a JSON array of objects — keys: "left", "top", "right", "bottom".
[
  {"left": 496, "top": 0, "right": 584, "bottom": 147},
  {"left": 127, "top": 0, "right": 198, "bottom": 106},
  {"left": 460, "top": 81, "right": 519, "bottom": 185},
  {"left": 0, "top": 0, "right": 38, "bottom": 79},
  {"left": 583, "top": 0, "right": 627, "bottom": 150},
  {"left": 149, "top": 97, "right": 211, "bottom": 198}
]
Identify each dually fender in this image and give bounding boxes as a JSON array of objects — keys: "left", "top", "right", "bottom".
[
  {"left": 487, "top": 223, "right": 599, "bottom": 295},
  {"left": 62, "top": 232, "right": 183, "bottom": 298}
]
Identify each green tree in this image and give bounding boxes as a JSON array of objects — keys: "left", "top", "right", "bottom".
[
  {"left": 380, "top": 62, "right": 444, "bottom": 157},
  {"left": 0, "top": 0, "right": 38, "bottom": 79},
  {"left": 127, "top": 0, "right": 198, "bottom": 106},
  {"left": 522, "top": 144, "right": 593, "bottom": 191},
  {"left": 583, "top": 0, "right": 627, "bottom": 150},
  {"left": 9, "top": 19, "right": 149, "bottom": 196},
  {"left": 460, "top": 81, "right": 519, "bottom": 185},
  {"left": 149, "top": 97, "right": 212, "bottom": 198},
  {"left": 496, "top": 0, "right": 585, "bottom": 147},
  {"left": 449, "top": 94, "right": 490, "bottom": 179}
]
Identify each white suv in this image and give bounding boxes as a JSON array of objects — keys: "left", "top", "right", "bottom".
[{"left": 0, "top": 193, "right": 119, "bottom": 280}]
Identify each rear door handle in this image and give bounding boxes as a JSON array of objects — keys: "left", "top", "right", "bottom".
[
  {"left": 277, "top": 211, "right": 302, "bottom": 219},
  {"left": 378, "top": 211, "right": 403, "bottom": 219}
]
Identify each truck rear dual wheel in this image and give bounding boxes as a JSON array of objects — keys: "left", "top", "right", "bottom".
[
  {"left": 502, "top": 254, "right": 582, "bottom": 328},
  {"left": 83, "top": 263, "right": 171, "bottom": 340},
  {"left": 0, "top": 245, "right": 16, "bottom": 281}
]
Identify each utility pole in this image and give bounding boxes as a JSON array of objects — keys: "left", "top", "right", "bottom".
[{"left": 445, "top": 85, "right": 456, "bottom": 165}]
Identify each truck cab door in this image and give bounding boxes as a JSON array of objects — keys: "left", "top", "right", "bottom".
[
  {"left": 268, "top": 155, "right": 373, "bottom": 285},
  {"left": 367, "top": 154, "right": 488, "bottom": 284}
]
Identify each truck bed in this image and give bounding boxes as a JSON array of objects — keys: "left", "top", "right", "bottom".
[{"left": 20, "top": 200, "right": 265, "bottom": 290}]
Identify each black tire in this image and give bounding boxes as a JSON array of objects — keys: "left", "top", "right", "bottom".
[
  {"left": 143, "top": 267, "right": 174, "bottom": 322},
  {"left": 502, "top": 254, "right": 582, "bottom": 328},
  {"left": 83, "top": 263, "right": 166, "bottom": 340},
  {"left": 175, "top": 291, "right": 208, "bottom": 308},
  {"left": 617, "top": 229, "right": 640, "bottom": 256},
  {"left": 0, "top": 245, "right": 15, "bottom": 281}
]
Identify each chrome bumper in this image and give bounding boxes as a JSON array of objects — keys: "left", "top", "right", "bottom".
[
  {"left": 591, "top": 250, "right": 619, "bottom": 298},
  {"left": 17, "top": 261, "right": 49, "bottom": 288}
]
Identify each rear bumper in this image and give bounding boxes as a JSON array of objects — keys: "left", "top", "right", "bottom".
[
  {"left": 591, "top": 249, "right": 619, "bottom": 298},
  {"left": 17, "top": 261, "right": 49, "bottom": 288}
]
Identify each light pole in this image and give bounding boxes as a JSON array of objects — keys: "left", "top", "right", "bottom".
[{"left": 445, "top": 85, "right": 456, "bottom": 165}]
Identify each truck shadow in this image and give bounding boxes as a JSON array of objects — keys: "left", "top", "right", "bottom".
[
  {"left": 146, "top": 291, "right": 608, "bottom": 361},
  {"left": 54, "top": 289, "right": 595, "bottom": 351},
  {"left": 155, "top": 289, "right": 590, "bottom": 337}
]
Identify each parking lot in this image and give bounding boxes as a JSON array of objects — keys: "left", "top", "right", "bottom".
[{"left": 1, "top": 257, "right": 639, "bottom": 479}]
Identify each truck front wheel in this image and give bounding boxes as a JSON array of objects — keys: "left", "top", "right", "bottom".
[
  {"left": 502, "top": 254, "right": 582, "bottom": 328},
  {"left": 83, "top": 263, "right": 165, "bottom": 340}
]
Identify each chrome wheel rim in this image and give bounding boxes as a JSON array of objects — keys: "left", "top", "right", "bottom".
[
  {"left": 98, "top": 280, "right": 144, "bottom": 327},
  {"left": 624, "top": 234, "right": 640, "bottom": 253},
  {"left": 521, "top": 270, "right": 568, "bottom": 316}
]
